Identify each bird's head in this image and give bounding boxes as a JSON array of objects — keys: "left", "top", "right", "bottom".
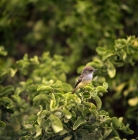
[{"left": 82, "top": 66, "right": 97, "bottom": 74}]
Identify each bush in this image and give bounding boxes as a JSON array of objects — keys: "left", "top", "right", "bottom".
[
  {"left": 0, "top": 42, "right": 135, "bottom": 139},
  {"left": 20, "top": 81, "right": 133, "bottom": 140}
]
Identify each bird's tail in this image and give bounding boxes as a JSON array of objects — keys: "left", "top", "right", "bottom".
[{"left": 72, "top": 87, "right": 77, "bottom": 94}]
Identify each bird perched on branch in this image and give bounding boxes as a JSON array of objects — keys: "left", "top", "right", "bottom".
[{"left": 72, "top": 66, "right": 97, "bottom": 93}]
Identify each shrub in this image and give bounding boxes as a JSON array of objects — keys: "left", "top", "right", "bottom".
[{"left": 0, "top": 44, "right": 134, "bottom": 139}]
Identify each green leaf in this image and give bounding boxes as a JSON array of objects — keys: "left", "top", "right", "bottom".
[
  {"left": 50, "top": 99, "right": 57, "bottom": 111},
  {"left": 30, "top": 55, "right": 39, "bottom": 64},
  {"left": 62, "top": 83, "right": 72, "bottom": 92},
  {"left": 63, "top": 136, "right": 72, "bottom": 140},
  {"left": 0, "top": 46, "right": 7, "bottom": 56},
  {"left": 83, "top": 102, "right": 96, "bottom": 109},
  {"left": 83, "top": 92, "right": 91, "bottom": 99},
  {"left": 16, "top": 54, "right": 30, "bottom": 68},
  {"left": 85, "top": 85, "right": 94, "bottom": 91},
  {"left": 37, "top": 85, "right": 53, "bottom": 91},
  {"left": 0, "top": 85, "right": 14, "bottom": 97},
  {"left": 37, "top": 117, "right": 43, "bottom": 126},
  {"left": 0, "top": 121, "right": 6, "bottom": 128},
  {"left": 12, "top": 95, "right": 22, "bottom": 105},
  {"left": 73, "top": 116, "right": 86, "bottom": 130},
  {"left": 37, "top": 105, "right": 43, "bottom": 115},
  {"left": 96, "top": 86, "right": 108, "bottom": 93},
  {"left": 0, "top": 69, "right": 9, "bottom": 80},
  {"left": 10, "top": 68, "right": 17, "bottom": 77},
  {"left": 0, "top": 97, "right": 14, "bottom": 109},
  {"left": 112, "top": 117, "right": 134, "bottom": 134},
  {"left": 28, "top": 115, "right": 37, "bottom": 123},
  {"left": 62, "top": 108, "right": 72, "bottom": 119},
  {"left": 91, "top": 89, "right": 97, "bottom": 97},
  {"left": 107, "top": 60, "right": 116, "bottom": 78},
  {"left": 103, "top": 82, "right": 108, "bottom": 89},
  {"left": 102, "top": 50, "right": 114, "bottom": 61},
  {"left": 103, "top": 128, "right": 112, "bottom": 138},
  {"left": 96, "top": 47, "right": 106, "bottom": 55},
  {"left": 94, "top": 96, "right": 102, "bottom": 110},
  {"left": 49, "top": 114, "right": 63, "bottom": 133},
  {"left": 128, "top": 97, "right": 138, "bottom": 106},
  {"left": 34, "top": 125, "right": 42, "bottom": 138},
  {"left": 52, "top": 80, "right": 62, "bottom": 88},
  {"left": 121, "top": 124, "right": 134, "bottom": 135},
  {"left": 54, "top": 111, "right": 62, "bottom": 118},
  {"left": 112, "top": 117, "right": 121, "bottom": 128},
  {"left": 86, "top": 60, "right": 103, "bottom": 68},
  {"left": 43, "top": 119, "right": 51, "bottom": 133},
  {"left": 33, "top": 94, "right": 49, "bottom": 103},
  {"left": 120, "top": 49, "right": 127, "bottom": 60}
]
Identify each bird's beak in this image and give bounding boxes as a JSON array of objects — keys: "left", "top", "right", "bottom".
[{"left": 94, "top": 69, "right": 98, "bottom": 72}]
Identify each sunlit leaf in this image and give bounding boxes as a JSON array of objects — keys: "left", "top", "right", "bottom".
[
  {"left": 34, "top": 125, "right": 42, "bottom": 138},
  {"left": 37, "top": 85, "right": 53, "bottom": 91},
  {"left": 49, "top": 114, "right": 63, "bottom": 133},
  {"left": 94, "top": 96, "right": 102, "bottom": 110},
  {"left": 83, "top": 102, "right": 96, "bottom": 109},
  {"left": 103, "top": 82, "right": 108, "bottom": 89},
  {"left": 50, "top": 99, "right": 57, "bottom": 111},
  {"left": 128, "top": 97, "right": 138, "bottom": 106},
  {"left": 10, "top": 68, "right": 17, "bottom": 77},
  {"left": 91, "top": 89, "right": 97, "bottom": 97},
  {"left": 30, "top": 55, "right": 39, "bottom": 64},
  {"left": 96, "top": 86, "right": 108, "bottom": 93},
  {"left": 63, "top": 135, "right": 72, "bottom": 140},
  {"left": 120, "top": 49, "right": 127, "bottom": 60},
  {"left": 85, "top": 85, "right": 94, "bottom": 91},
  {"left": 62, "top": 108, "right": 72, "bottom": 119},
  {"left": 52, "top": 80, "right": 62, "bottom": 88},
  {"left": 107, "top": 60, "right": 116, "bottom": 78}
]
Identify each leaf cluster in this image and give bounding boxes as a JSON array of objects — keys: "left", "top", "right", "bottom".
[
  {"left": 0, "top": 45, "right": 134, "bottom": 139},
  {"left": 21, "top": 81, "right": 133, "bottom": 140}
]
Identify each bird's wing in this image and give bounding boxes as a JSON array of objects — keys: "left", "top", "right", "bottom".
[{"left": 74, "top": 75, "right": 83, "bottom": 88}]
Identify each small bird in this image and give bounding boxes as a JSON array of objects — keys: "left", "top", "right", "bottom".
[{"left": 72, "top": 66, "right": 97, "bottom": 93}]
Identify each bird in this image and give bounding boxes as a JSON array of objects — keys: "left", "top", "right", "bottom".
[{"left": 72, "top": 66, "right": 97, "bottom": 93}]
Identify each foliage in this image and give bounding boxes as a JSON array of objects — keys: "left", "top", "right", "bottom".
[
  {"left": 0, "top": 49, "right": 70, "bottom": 139},
  {"left": 1, "top": 0, "right": 138, "bottom": 66},
  {"left": 0, "top": 0, "right": 138, "bottom": 139},
  {"left": 0, "top": 44, "right": 134, "bottom": 140},
  {"left": 20, "top": 82, "right": 133, "bottom": 140},
  {"left": 80, "top": 36, "right": 138, "bottom": 139},
  {"left": 16, "top": 52, "right": 70, "bottom": 82}
]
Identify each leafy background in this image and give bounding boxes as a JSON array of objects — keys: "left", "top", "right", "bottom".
[{"left": 0, "top": 0, "right": 138, "bottom": 139}]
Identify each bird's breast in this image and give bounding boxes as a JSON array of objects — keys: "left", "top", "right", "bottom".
[{"left": 83, "top": 73, "right": 93, "bottom": 81}]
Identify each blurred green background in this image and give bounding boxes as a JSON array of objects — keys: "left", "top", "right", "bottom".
[{"left": 0, "top": 0, "right": 138, "bottom": 139}]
